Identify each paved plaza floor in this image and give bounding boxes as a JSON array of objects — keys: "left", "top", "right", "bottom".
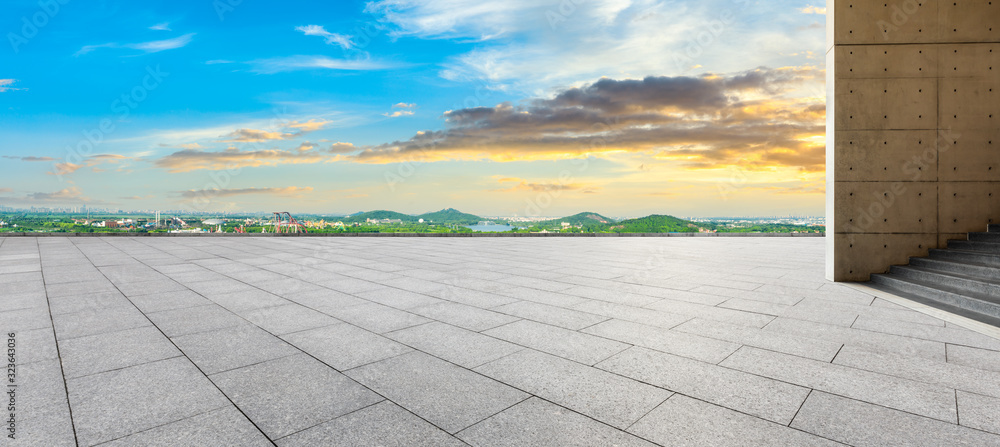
[{"left": 2, "top": 236, "right": 1000, "bottom": 446}]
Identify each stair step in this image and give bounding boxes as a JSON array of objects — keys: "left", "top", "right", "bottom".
[
  {"left": 870, "top": 274, "right": 1000, "bottom": 320},
  {"left": 929, "top": 248, "right": 1000, "bottom": 268},
  {"left": 947, "top": 240, "right": 1000, "bottom": 254},
  {"left": 908, "top": 257, "right": 1000, "bottom": 282},
  {"left": 989, "top": 224, "right": 1000, "bottom": 233},
  {"left": 889, "top": 265, "right": 1000, "bottom": 297},
  {"left": 969, "top": 232, "right": 1000, "bottom": 243}
]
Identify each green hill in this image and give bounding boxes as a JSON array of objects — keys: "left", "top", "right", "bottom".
[
  {"left": 546, "top": 212, "right": 616, "bottom": 226},
  {"left": 417, "top": 208, "right": 482, "bottom": 225},
  {"left": 342, "top": 210, "right": 417, "bottom": 223},
  {"left": 611, "top": 215, "right": 701, "bottom": 233}
]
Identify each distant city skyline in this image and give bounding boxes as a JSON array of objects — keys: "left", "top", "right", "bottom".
[{"left": 1, "top": 0, "right": 826, "bottom": 217}]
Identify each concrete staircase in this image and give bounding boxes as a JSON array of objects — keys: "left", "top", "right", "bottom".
[{"left": 869, "top": 225, "right": 1000, "bottom": 327}]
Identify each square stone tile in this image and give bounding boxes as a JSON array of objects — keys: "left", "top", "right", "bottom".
[
  {"left": 46, "top": 290, "right": 131, "bottom": 315},
  {"left": 409, "top": 301, "right": 519, "bottom": 332},
  {"left": 673, "top": 318, "right": 844, "bottom": 362},
  {"left": 583, "top": 319, "right": 739, "bottom": 364},
  {"left": 322, "top": 302, "right": 431, "bottom": 334},
  {"left": 60, "top": 325, "right": 181, "bottom": 378},
  {"left": 172, "top": 324, "right": 300, "bottom": 374},
  {"left": 957, "top": 391, "right": 1000, "bottom": 435},
  {"left": 347, "top": 351, "right": 528, "bottom": 434},
  {"left": 427, "top": 286, "right": 521, "bottom": 308},
  {"left": 476, "top": 349, "right": 671, "bottom": 430},
  {"left": 484, "top": 320, "right": 629, "bottom": 365},
  {"left": 67, "top": 357, "right": 230, "bottom": 446},
  {"left": 0, "top": 306, "right": 54, "bottom": 332},
  {"left": 52, "top": 305, "right": 151, "bottom": 340},
  {"left": 276, "top": 401, "right": 465, "bottom": 447},
  {"left": 209, "top": 289, "right": 290, "bottom": 313},
  {"left": 948, "top": 344, "right": 1000, "bottom": 373},
  {"left": 11, "top": 327, "right": 59, "bottom": 365},
  {"left": 283, "top": 323, "right": 412, "bottom": 371},
  {"left": 354, "top": 287, "right": 444, "bottom": 310},
  {"left": 7, "top": 402, "right": 76, "bottom": 447},
  {"left": 490, "top": 300, "right": 610, "bottom": 330},
  {"left": 146, "top": 304, "right": 245, "bottom": 337},
  {"left": 114, "top": 279, "right": 188, "bottom": 297},
  {"left": 834, "top": 345, "right": 1000, "bottom": 399},
  {"left": 629, "top": 394, "right": 839, "bottom": 447},
  {"left": 721, "top": 346, "right": 958, "bottom": 423},
  {"left": 597, "top": 347, "right": 809, "bottom": 425},
  {"left": 387, "top": 321, "right": 523, "bottom": 368},
  {"left": 101, "top": 406, "right": 272, "bottom": 447},
  {"left": 128, "top": 289, "right": 213, "bottom": 313},
  {"left": 791, "top": 391, "right": 1000, "bottom": 446},
  {"left": 240, "top": 303, "right": 339, "bottom": 335},
  {"left": 211, "top": 353, "right": 382, "bottom": 439},
  {"left": 458, "top": 397, "right": 655, "bottom": 447}
]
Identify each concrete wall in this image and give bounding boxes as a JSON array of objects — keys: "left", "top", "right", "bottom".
[{"left": 828, "top": 0, "right": 1000, "bottom": 281}]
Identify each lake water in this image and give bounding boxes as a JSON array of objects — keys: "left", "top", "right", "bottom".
[{"left": 464, "top": 224, "right": 516, "bottom": 232}]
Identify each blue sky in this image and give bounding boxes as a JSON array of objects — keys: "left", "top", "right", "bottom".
[{"left": 0, "top": 0, "right": 826, "bottom": 217}]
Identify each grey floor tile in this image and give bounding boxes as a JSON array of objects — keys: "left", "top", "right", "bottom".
[
  {"left": 52, "top": 305, "right": 151, "bottom": 340},
  {"left": 458, "top": 397, "right": 656, "bottom": 447},
  {"left": 583, "top": 319, "right": 739, "bottom": 364},
  {"left": 6, "top": 402, "right": 76, "bottom": 447},
  {"left": 629, "top": 394, "right": 840, "bottom": 447},
  {"left": 427, "top": 286, "right": 521, "bottom": 308},
  {"left": 475, "top": 349, "right": 671, "bottom": 430},
  {"left": 957, "top": 391, "right": 1000, "bottom": 435},
  {"left": 240, "top": 303, "right": 339, "bottom": 335},
  {"left": 834, "top": 345, "right": 1000, "bottom": 399},
  {"left": 113, "top": 279, "right": 188, "bottom": 297},
  {"left": 791, "top": 391, "right": 1000, "bottom": 446},
  {"left": 484, "top": 320, "right": 629, "bottom": 365},
  {"left": 101, "top": 406, "right": 272, "bottom": 447},
  {"left": 387, "top": 321, "right": 523, "bottom": 368},
  {"left": 492, "top": 286, "right": 589, "bottom": 308},
  {"left": 172, "top": 323, "right": 300, "bottom": 374},
  {"left": 347, "top": 351, "right": 528, "bottom": 434},
  {"left": 570, "top": 300, "right": 693, "bottom": 329},
  {"left": 128, "top": 289, "right": 213, "bottom": 313},
  {"left": 597, "top": 347, "right": 809, "bottom": 425},
  {"left": 67, "top": 357, "right": 229, "bottom": 446},
  {"left": 285, "top": 288, "right": 369, "bottom": 312},
  {"left": 212, "top": 353, "right": 382, "bottom": 439},
  {"left": 276, "top": 401, "right": 465, "bottom": 447},
  {"left": 721, "top": 346, "right": 958, "bottom": 423},
  {"left": 322, "top": 302, "right": 431, "bottom": 333},
  {"left": 11, "top": 327, "right": 59, "bottom": 365},
  {"left": 283, "top": 322, "right": 412, "bottom": 370},
  {"left": 44, "top": 280, "right": 119, "bottom": 298},
  {"left": 355, "top": 287, "right": 444, "bottom": 310},
  {"left": 208, "top": 289, "right": 290, "bottom": 313},
  {"left": 640, "top": 298, "right": 774, "bottom": 328},
  {"left": 146, "top": 304, "right": 246, "bottom": 337},
  {"left": 409, "top": 301, "right": 520, "bottom": 332},
  {"left": 763, "top": 317, "right": 946, "bottom": 362},
  {"left": 559, "top": 285, "right": 661, "bottom": 307},
  {"left": 852, "top": 315, "right": 1000, "bottom": 352},
  {"left": 60, "top": 325, "right": 181, "bottom": 378},
  {"left": 673, "top": 318, "right": 843, "bottom": 362},
  {"left": 46, "top": 291, "right": 130, "bottom": 315},
  {"left": 14, "top": 359, "right": 70, "bottom": 411},
  {"left": 0, "top": 306, "right": 54, "bottom": 332},
  {"left": 948, "top": 344, "right": 1000, "bottom": 373},
  {"left": 489, "top": 300, "right": 610, "bottom": 330}
]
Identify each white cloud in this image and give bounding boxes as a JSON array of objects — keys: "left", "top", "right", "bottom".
[
  {"left": 150, "top": 22, "right": 171, "bottom": 31},
  {"left": 0, "top": 79, "right": 23, "bottom": 92},
  {"left": 76, "top": 33, "right": 195, "bottom": 56},
  {"left": 368, "top": 0, "right": 823, "bottom": 92},
  {"left": 799, "top": 5, "right": 826, "bottom": 14},
  {"left": 383, "top": 110, "right": 414, "bottom": 118},
  {"left": 295, "top": 25, "right": 353, "bottom": 49},
  {"left": 393, "top": 102, "right": 416, "bottom": 109},
  {"left": 249, "top": 55, "right": 405, "bottom": 74}
]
